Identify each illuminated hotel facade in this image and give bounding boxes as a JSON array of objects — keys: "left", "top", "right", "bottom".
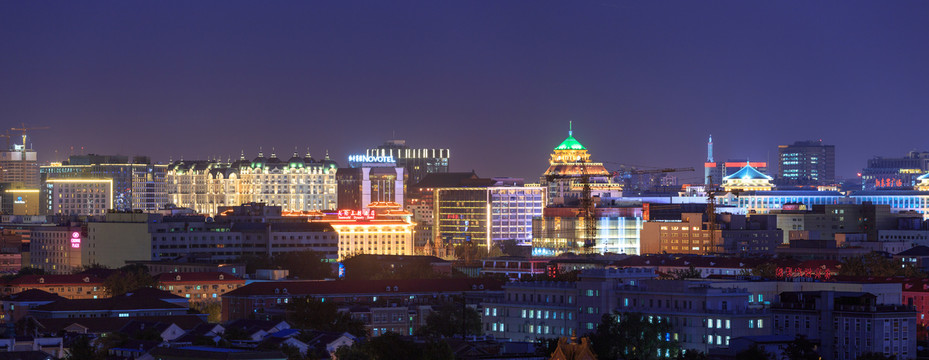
[
  {"left": 541, "top": 124, "right": 620, "bottom": 205},
  {"left": 314, "top": 203, "right": 415, "bottom": 260},
  {"left": 45, "top": 179, "right": 114, "bottom": 216},
  {"left": 337, "top": 155, "right": 405, "bottom": 210},
  {"left": 433, "top": 186, "right": 545, "bottom": 249},
  {"left": 166, "top": 151, "right": 338, "bottom": 215}
]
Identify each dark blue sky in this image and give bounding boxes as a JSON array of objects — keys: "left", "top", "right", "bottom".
[{"left": 2, "top": 1, "right": 927, "bottom": 182}]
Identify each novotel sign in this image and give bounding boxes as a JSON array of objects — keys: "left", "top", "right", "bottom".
[
  {"left": 70, "top": 231, "right": 81, "bottom": 249},
  {"left": 347, "top": 155, "right": 395, "bottom": 163}
]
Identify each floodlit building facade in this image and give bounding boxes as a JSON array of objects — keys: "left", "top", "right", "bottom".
[
  {"left": 433, "top": 186, "right": 544, "bottom": 249},
  {"left": 44, "top": 179, "right": 113, "bottom": 216},
  {"left": 166, "top": 151, "right": 339, "bottom": 215},
  {"left": 41, "top": 154, "right": 168, "bottom": 212}
]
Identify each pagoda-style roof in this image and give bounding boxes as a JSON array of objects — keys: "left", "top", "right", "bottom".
[
  {"left": 555, "top": 135, "right": 586, "bottom": 151},
  {"left": 724, "top": 164, "right": 772, "bottom": 181}
]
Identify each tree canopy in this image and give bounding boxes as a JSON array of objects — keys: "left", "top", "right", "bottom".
[
  {"left": 784, "top": 335, "right": 819, "bottom": 360},
  {"left": 416, "top": 301, "right": 482, "bottom": 338},
  {"left": 285, "top": 296, "right": 366, "bottom": 337},
  {"left": 104, "top": 264, "right": 158, "bottom": 296},
  {"left": 589, "top": 312, "right": 680, "bottom": 360},
  {"left": 838, "top": 252, "right": 924, "bottom": 277},
  {"left": 334, "top": 332, "right": 454, "bottom": 360}
]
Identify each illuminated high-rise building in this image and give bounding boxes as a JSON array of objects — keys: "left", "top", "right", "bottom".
[
  {"left": 167, "top": 150, "right": 339, "bottom": 215},
  {"left": 365, "top": 139, "right": 449, "bottom": 190},
  {"left": 337, "top": 155, "right": 405, "bottom": 210},
  {"left": 45, "top": 179, "right": 114, "bottom": 216},
  {"left": 433, "top": 183, "right": 544, "bottom": 249},
  {"left": 0, "top": 141, "right": 39, "bottom": 189},
  {"left": 41, "top": 154, "right": 168, "bottom": 212},
  {"left": 861, "top": 151, "right": 929, "bottom": 190},
  {"left": 541, "top": 123, "right": 620, "bottom": 205},
  {"left": 777, "top": 140, "right": 835, "bottom": 186}
]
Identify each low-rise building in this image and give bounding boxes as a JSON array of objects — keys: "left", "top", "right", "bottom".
[
  {"left": 0, "top": 274, "right": 106, "bottom": 299},
  {"left": 27, "top": 291, "right": 189, "bottom": 319},
  {"left": 0, "top": 289, "right": 64, "bottom": 323},
  {"left": 772, "top": 291, "right": 916, "bottom": 360},
  {"left": 221, "top": 278, "right": 504, "bottom": 325},
  {"left": 155, "top": 271, "right": 246, "bottom": 302}
]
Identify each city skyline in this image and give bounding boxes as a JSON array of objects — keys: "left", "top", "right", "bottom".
[{"left": 2, "top": 1, "right": 928, "bottom": 182}]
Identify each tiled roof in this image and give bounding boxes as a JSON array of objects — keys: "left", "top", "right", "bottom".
[
  {"left": 723, "top": 164, "right": 773, "bottom": 181},
  {"left": 896, "top": 245, "right": 929, "bottom": 257},
  {"left": 4, "top": 274, "right": 105, "bottom": 286},
  {"left": 0, "top": 351, "right": 54, "bottom": 360},
  {"left": 223, "top": 278, "right": 504, "bottom": 298},
  {"left": 0, "top": 289, "right": 65, "bottom": 302},
  {"left": 614, "top": 255, "right": 790, "bottom": 269},
  {"left": 156, "top": 272, "right": 244, "bottom": 283},
  {"left": 30, "top": 293, "right": 186, "bottom": 312},
  {"left": 124, "top": 287, "right": 186, "bottom": 300},
  {"left": 149, "top": 346, "right": 286, "bottom": 359},
  {"left": 35, "top": 314, "right": 206, "bottom": 334},
  {"left": 224, "top": 319, "right": 287, "bottom": 333}
]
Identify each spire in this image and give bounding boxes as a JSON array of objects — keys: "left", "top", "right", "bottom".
[
  {"left": 270, "top": 147, "right": 277, "bottom": 158},
  {"left": 707, "top": 134, "right": 714, "bottom": 163},
  {"left": 305, "top": 147, "right": 311, "bottom": 158},
  {"left": 569, "top": 120, "right": 573, "bottom": 137},
  {"left": 325, "top": 149, "right": 330, "bottom": 160},
  {"left": 240, "top": 150, "right": 245, "bottom": 161},
  {"left": 258, "top": 146, "right": 264, "bottom": 158}
]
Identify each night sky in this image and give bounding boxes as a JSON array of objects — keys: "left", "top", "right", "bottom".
[{"left": 2, "top": 1, "right": 927, "bottom": 182}]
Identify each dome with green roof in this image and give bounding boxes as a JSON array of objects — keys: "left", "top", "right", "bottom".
[
  {"left": 554, "top": 122, "right": 586, "bottom": 150},
  {"left": 555, "top": 135, "right": 586, "bottom": 150}
]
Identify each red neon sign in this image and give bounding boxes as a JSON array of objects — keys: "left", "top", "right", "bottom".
[
  {"left": 875, "top": 178, "right": 904, "bottom": 188},
  {"left": 776, "top": 267, "right": 831, "bottom": 280},
  {"left": 337, "top": 209, "right": 375, "bottom": 220}
]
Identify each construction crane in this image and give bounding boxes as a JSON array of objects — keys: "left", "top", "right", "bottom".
[
  {"left": 10, "top": 123, "right": 50, "bottom": 149},
  {"left": 705, "top": 175, "right": 721, "bottom": 255},
  {"left": 611, "top": 167, "right": 695, "bottom": 177},
  {"left": 610, "top": 167, "right": 695, "bottom": 192},
  {"left": 579, "top": 158, "right": 596, "bottom": 255}
]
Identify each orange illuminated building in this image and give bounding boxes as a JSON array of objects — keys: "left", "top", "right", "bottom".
[
  {"left": 313, "top": 202, "right": 415, "bottom": 260},
  {"left": 0, "top": 274, "right": 107, "bottom": 299}
]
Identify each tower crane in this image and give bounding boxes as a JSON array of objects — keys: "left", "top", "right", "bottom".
[
  {"left": 10, "top": 123, "right": 50, "bottom": 149},
  {"left": 610, "top": 167, "right": 695, "bottom": 177}
]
